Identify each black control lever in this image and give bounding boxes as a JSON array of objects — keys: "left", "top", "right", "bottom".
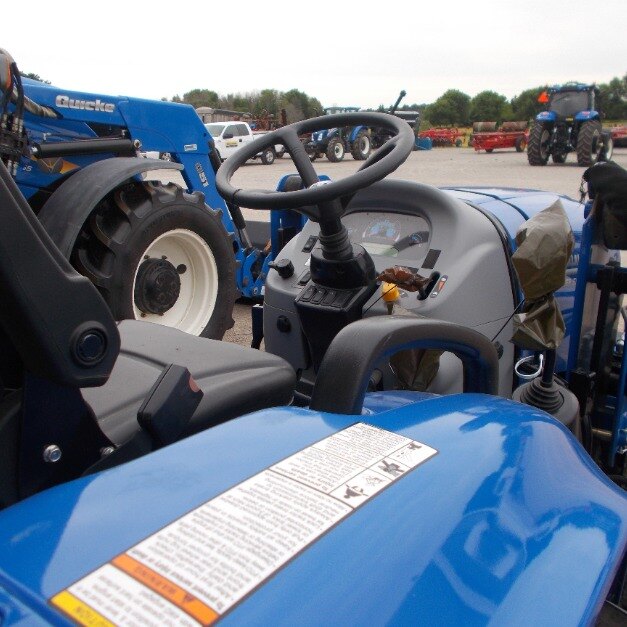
[
  {"left": 84, "top": 364, "right": 203, "bottom": 475},
  {"left": 138, "top": 364, "right": 203, "bottom": 447}
]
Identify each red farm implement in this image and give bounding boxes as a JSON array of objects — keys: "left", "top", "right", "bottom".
[
  {"left": 418, "top": 127, "right": 463, "bottom": 147},
  {"left": 472, "top": 121, "right": 529, "bottom": 153}
]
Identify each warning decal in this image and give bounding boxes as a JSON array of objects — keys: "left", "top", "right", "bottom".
[{"left": 51, "top": 423, "right": 437, "bottom": 626}]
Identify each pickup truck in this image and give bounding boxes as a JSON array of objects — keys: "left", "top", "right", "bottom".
[{"left": 205, "top": 121, "right": 277, "bottom": 164}]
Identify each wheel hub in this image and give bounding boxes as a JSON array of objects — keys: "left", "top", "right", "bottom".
[{"left": 134, "top": 257, "right": 181, "bottom": 315}]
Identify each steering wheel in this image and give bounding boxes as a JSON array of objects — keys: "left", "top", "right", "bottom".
[{"left": 215, "top": 112, "right": 414, "bottom": 224}]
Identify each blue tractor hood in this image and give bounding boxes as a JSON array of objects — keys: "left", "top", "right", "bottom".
[
  {"left": 445, "top": 186, "right": 585, "bottom": 245},
  {"left": 0, "top": 393, "right": 625, "bottom": 625}
]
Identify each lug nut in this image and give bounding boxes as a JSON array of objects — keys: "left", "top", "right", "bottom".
[{"left": 43, "top": 444, "right": 62, "bottom": 463}]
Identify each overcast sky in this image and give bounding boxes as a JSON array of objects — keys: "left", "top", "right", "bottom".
[{"left": 5, "top": 0, "right": 626, "bottom": 109}]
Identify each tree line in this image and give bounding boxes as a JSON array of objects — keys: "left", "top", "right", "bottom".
[
  {"left": 379, "top": 75, "right": 627, "bottom": 127},
  {"left": 169, "top": 88, "right": 323, "bottom": 124},
  {"left": 170, "top": 74, "right": 627, "bottom": 128}
]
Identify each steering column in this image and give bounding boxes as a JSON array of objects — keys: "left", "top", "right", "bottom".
[{"left": 215, "top": 112, "right": 415, "bottom": 370}]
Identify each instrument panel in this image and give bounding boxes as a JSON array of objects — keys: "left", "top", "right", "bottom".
[{"left": 344, "top": 212, "right": 430, "bottom": 261}]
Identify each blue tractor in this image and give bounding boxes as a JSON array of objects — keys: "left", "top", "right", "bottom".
[
  {"left": 305, "top": 106, "right": 373, "bottom": 162},
  {"left": 528, "top": 82, "right": 614, "bottom": 166},
  {"left": 0, "top": 106, "right": 626, "bottom": 623},
  {"left": 304, "top": 93, "right": 418, "bottom": 163}
]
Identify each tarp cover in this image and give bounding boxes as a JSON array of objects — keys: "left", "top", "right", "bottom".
[{"left": 511, "top": 200, "right": 575, "bottom": 350}]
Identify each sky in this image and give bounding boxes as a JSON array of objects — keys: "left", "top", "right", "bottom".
[{"left": 4, "top": 0, "right": 626, "bottom": 110}]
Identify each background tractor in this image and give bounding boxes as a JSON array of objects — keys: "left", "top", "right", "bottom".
[
  {"left": 304, "top": 106, "right": 372, "bottom": 162},
  {"left": 527, "top": 82, "right": 614, "bottom": 166},
  {"left": 304, "top": 93, "right": 420, "bottom": 162}
]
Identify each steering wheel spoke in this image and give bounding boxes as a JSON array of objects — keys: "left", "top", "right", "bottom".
[{"left": 279, "top": 127, "right": 320, "bottom": 188}]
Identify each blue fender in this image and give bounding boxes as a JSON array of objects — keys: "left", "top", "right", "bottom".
[
  {"left": 575, "top": 110, "right": 600, "bottom": 122},
  {"left": 536, "top": 111, "right": 557, "bottom": 123},
  {"left": 348, "top": 125, "right": 366, "bottom": 142}
]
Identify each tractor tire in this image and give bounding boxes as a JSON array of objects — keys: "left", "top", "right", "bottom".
[
  {"left": 350, "top": 131, "right": 371, "bottom": 160},
  {"left": 527, "top": 122, "right": 551, "bottom": 166},
  {"left": 260, "top": 148, "right": 275, "bottom": 165},
  {"left": 326, "top": 137, "right": 345, "bottom": 162},
  {"left": 552, "top": 151, "right": 567, "bottom": 164},
  {"left": 72, "top": 181, "right": 236, "bottom": 340},
  {"left": 515, "top": 136, "right": 527, "bottom": 152},
  {"left": 576, "top": 120, "right": 603, "bottom": 167},
  {"left": 485, "top": 148, "right": 494, "bottom": 153}
]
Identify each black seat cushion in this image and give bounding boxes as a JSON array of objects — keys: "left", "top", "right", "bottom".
[{"left": 82, "top": 321, "right": 295, "bottom": 445}]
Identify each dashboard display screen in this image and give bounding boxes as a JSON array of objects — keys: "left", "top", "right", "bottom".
[{"left": 344, "top": 212, "right": 431, "bottom": 260}]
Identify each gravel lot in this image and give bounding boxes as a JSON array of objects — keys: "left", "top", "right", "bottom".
[
  {"left": 155, "top": 146, "right": 627, "bottom": 346},
  {"left": 231, "top": 146, "right": 627, "bottom": 212}
]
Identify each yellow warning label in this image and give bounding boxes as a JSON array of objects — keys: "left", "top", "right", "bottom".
[
  {"left": 51, "top": 590, "right": 114, "bottom": 627},
  {"left": 50, "top": 423, "right": 437, "bottom": 625}
]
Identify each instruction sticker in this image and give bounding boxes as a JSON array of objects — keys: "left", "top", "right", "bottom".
[{"left": 51, "top": 423, "right": 437, "bottom": 626}]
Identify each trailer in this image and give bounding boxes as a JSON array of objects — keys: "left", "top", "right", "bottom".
[
  {"left": 473, "top": 130, "right": 529, "bottom": 152},
  {"left": 472, "top": 121, "right": 529, "bottom": 153}
]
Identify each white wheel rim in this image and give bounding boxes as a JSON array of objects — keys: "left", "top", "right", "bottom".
[
  {"left": 335, "top": 143, "right": 343, "bottom": 158},
  {"left": 132, "top": 228, "right": 218, "bottom": 336},
  {"left": 360, "top": 136, "right": 370, "bottom": 153}
]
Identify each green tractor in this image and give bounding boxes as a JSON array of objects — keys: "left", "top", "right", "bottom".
[{"left": 527, "top": 83, "right": 613, "bottom": 166}]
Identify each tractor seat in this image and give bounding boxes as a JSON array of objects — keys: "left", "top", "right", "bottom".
[{"left": 81, "top": 320, "right": 296, "bottom": 446}]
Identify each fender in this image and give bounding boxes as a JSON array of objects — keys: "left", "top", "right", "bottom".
[
  {"left": 575, "top": 109, "right": 600, "bottom": 121},
  {"left": 37, "top": 157, "right": 183, "bottom": 259},
  {"left": 536, "top": 110, "right": 557, "bottom": 122},
  {"left": 319, "top": 128, "right": 339, "bottom": 142},
  {"left": 348, "top": 125, "right": 366, "bottom": 142}
]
